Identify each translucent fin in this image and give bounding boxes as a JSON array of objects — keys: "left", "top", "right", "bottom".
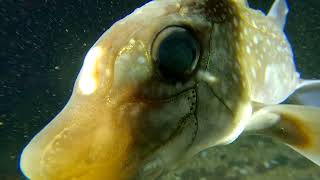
[
  {"left": 238, "top": 0, "right": 248, "bottom": 6},
  {"left": 285, "top": 80, "right": 320, "bottom": 107},
  {"left": 267, "top": 0, "right": 289, "bottom": 29},
  {"left": 297, "top": 79, "right": 320, "bottom": 89},
  {"left": 246, "top": 104, "right": 320, "bottom": 166}
]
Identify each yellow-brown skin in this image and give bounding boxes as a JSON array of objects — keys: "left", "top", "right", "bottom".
[{"left": 20, "top": 0, "right": 257, "bottom": 179}]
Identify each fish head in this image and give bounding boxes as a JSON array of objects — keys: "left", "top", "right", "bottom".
[{"left": 20, "top": 0, "right": 252, "bottom": 179}]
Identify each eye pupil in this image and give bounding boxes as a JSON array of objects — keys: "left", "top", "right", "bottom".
[
  {"left": 159, "top": 38, "right": 195, "bottom": 75},
  {"left": 152, "top": 27, "right": 200, "bottom": 81}
]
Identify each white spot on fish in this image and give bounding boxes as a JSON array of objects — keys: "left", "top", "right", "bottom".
[
  {"left": 79, "top": 77, "right": 97, "bottom": 95},
  {"left": 129, "top": 38, "right": 136, "bottom": 45},
  {"left": 263, "top": 47, "right": 267, "bottom": 53},
  {"left": 261, "top": 25, "right": 267, "bottom": 32},
  {"left": 232, "top": 73, "right": 239, "bottom": 82},
  {"left": 251, "top": 68, "right": 257, "bottom": 79},
  {"left": 244, "top": 28, "right": 248, "bottom": 35},
  {"left": 197, "top": 71, "right": 218, "bottom": 84},
  {"left": 105, "top": 69, "right": 111, "bottom": 77},
  {"left": 266, "top": 39, "right": 271, "bottom": 46},
  {"left": 138, "top": 56, "right": 146, "bottom": 65},
  {"left": 265, "top": 65, "right": 272, "bottom": 83},
  {"left": 257, "top": 59, "right": 262, "bottom": 67},
  {"left": 228, "top": 8, "right": 233, "bottom": 15},
  {"left": 235, "top": 42, "right": 240, "bottom": 50},
  {"left": 213, "top": 7, "right": 217, "bottom": 13},
  {"left": 246, "top": 46, "right": 251, "bottom": 54},
  {"left": 252, "top": 20, "right": 258, "bottom": 28},
  {"left": 233, "top": 18, "right": 239, "bottom": 27},
  {"left": 79, "top": 47, "right": 102, "bottom": 95},
  {"left": 253, "top": 36, "right": 259, "bottom": 44}
]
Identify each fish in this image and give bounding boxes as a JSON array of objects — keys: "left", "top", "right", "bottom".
[{"left": 20, "top": 0, "right": 320, "bottom": 179}]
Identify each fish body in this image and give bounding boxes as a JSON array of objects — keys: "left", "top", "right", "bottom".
[{"left": 20, "top": 0, "right": 320, "bottom": 179}]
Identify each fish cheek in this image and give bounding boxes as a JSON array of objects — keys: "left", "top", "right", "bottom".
[
  {"left": 190, "top": 82, "right": 234, "bottom": 151},
  {"left": 190, "top": 14, "right": 248, "bottom": 152},
  {"left": 119, "top": 88, "right": 197, "bottom": 176}
]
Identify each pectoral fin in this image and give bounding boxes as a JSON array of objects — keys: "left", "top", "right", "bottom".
[
  {"left": 285, "top": 80, "right": 320, "bottom": 106},
  {"left": 246, "top": 104, "right": 320, "bottom": 166}
]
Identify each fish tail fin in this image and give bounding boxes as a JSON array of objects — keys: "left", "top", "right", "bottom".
[
  {"left": 267, "top": 0, "right": 289, "bottom": 29},
  {"left": 246, "top": 104, "right": 320, "bottom": 166}
]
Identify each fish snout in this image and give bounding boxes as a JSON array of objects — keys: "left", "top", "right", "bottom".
[
  {"left": 20, "top": 99, "right": 143, "bottom": 179},
  {"left": 20, "top": 42, "right": 155, "bottom": 179}
]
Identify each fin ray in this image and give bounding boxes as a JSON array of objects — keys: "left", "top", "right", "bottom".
[{"left": 246, "top": 104, "right": 320, "bottom": 166}]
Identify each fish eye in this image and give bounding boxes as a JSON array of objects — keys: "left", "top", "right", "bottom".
[{"left": 152, "top": 26, "right": 200, "bottom": 81}]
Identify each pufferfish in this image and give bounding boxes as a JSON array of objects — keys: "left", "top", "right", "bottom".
[{"left": 20, "top": 0, "right": 320, "bottom": 179}]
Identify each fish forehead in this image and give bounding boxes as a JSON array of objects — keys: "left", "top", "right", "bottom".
[
  {"left": 234, "top": 2, "right": 300, "bottom": 104},
  {"left": 75, "top": 0, "right": 300, "bottom": 102}
]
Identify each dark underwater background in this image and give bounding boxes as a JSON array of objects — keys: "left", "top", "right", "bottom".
[{"left": 0, "top": 0, "right": 319, "bottom": 179}]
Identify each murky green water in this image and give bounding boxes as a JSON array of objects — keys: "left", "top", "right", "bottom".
[{"left": 0, "top": 0, "right": 319, "bottom": 179}]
